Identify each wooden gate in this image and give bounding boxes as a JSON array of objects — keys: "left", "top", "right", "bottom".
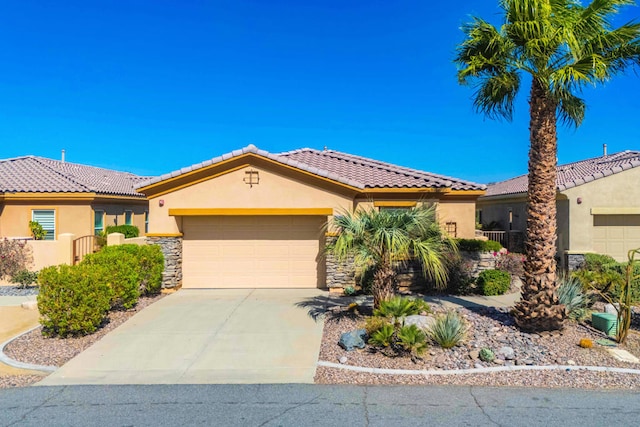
[{"left": 73, "top": 235, "right": 100, "bottom": 264}]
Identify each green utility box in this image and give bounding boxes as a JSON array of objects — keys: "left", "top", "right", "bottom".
[{"left": 592, "top": 312, "right": 618, "bottom": 337}]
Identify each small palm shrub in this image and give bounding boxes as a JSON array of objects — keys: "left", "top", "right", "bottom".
[
  {"left": 557, "top": 275, "right": 595, "bottom": 321},
  {"left": 477, "top": 269, "right": 511, "bottom": 296},
  {"left": 364, "top": 316, "right": 388, "bottom": 336},
  {"left": 38, "top": 264, "right": 113, "bottom": 337},
  {"left": 373, "top": 296, "right": 431, "bottom": 323},
  {"left": 397, "top": 324, "right": 428, "bottom": 357},
  {"left": 368, "top": 324, "right": 395, "bottom": 348},
  {"left": 428, "top": 310, "right": 467, "bottom": 349}
]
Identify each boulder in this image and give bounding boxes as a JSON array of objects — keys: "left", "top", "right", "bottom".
[
  {"left": 403, "top": 315, "right": 435, "bottom": 330},
  {"left": 498, "top": 346, "right": 515, "bottom": 360},
  {"left": 339, "top": 329, "right": 367, "bottom": 351}
]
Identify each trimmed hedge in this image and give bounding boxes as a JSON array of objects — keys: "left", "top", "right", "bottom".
[
  {"left": 99, "top": 244, "right": 164, "bottom": 295},
  {"left": 105, "top": 225, "right": 139, "bottom": 238},
  {"left": 477, "top": 269, "right": 511, "bottom": 296},
  {"left": 38, "top": 264, "right": 113, "bottom": 337},
  {"left": 456, "top": 239, "right": 502, "bottom": 252},
  {"left": 81, "top": 248, "right": 141, "bottom": 310}
]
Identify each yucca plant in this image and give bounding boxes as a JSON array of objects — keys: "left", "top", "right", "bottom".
[
  {"left": 557, "top": 275, "right": 595, "bottom": 321},
  {"left": 428, "top": 310, "right": 467, "bottom": 349},
  {"left": 397, "top": 324, "right": 428, "bottom": 358}
]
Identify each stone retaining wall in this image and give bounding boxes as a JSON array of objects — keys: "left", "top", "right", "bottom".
[{"left": 147, "top": 236, "right": 183, "bottom": 288}]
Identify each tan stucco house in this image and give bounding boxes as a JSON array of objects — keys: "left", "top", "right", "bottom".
[
  {"left": 138, "top": 145, "right": 486, "bottom": 290},
  {"left": 477, "top": 150, "right": 640, "bottom": 269},
  {"left": 0, "top": 155, "right": 150, "bottom": 240}
]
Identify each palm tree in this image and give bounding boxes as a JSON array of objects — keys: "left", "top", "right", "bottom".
[
  {"left": 456, "top": 0, "right": 640, "bottom": 331},
  {"left": 327, "top": 205, "right": 456, "bottom": 308}
]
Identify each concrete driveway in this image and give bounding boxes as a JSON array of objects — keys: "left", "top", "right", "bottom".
[{"left": 38, "top": 289, "right": 327, "bottom": 386}]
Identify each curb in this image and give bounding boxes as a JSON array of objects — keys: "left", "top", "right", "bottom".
[
  {"left": 317, "top": 360, "right": 640, "bottom": 376},
  {"left": 0, "top": 325, "right": 57, "bottom": 373}
]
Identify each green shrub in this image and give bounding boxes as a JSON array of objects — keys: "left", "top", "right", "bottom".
[
  {"left": 428, "top": 310, "right": 467, "bottom": 349},
  {"left": 397, "top": 324, "right": 428, "bottom": 357},
  {"left": 583, "top": 253, "right": 617, "bottom": 272},
  {"left": 37, "top": 264, "right": 113, "bottom": 337},
  {"left": 0, "top": 239, "right": 33, "bottom": 280},
  {"left": 456, "top": 239, "right": 502, "bottom": 252},
  {"left": 364, "top": 316, "right": 389, "bottom": 336},
  {"left": 556, "top": 275, "right": 595, "bottom": 321},
  {"left": 10, "top": 270, "right": 38, "bottom": 288},
  {"left": 29, "top": 221, "right": 46, "bottom": 240},
  {"left": 100, "top": 244, "right": 164, "bottom": 295},
  {"left": 373, "top": 296, "right": 431, "bottom": 323},
  {"left": 81, "top": 248, "right": 141, "bottom": 309},
  {"left": 368, "top": 324, "right": 395, "bottom": 348},
  {"left": 344, "top": 285, "right": 356, "bottom": 296},
  {"left": 105, "top": 225, "right": 140, "bottom": 238},
  {"left": 479, "top": 348, "right": 495, "bottom": 362},
  {"left": 477, "top": 269, "right": 511, "bottom": 296}
]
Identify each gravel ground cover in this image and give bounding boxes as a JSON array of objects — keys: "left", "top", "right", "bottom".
[
  {"left": 1, "top": 293, "right": 165, "bottom": 388},
  {"left": 0, "top": 285, "right": 39, "bottom": 297},
  {"left": 315, "top": 299, "right": 640, "bottom": 389}
]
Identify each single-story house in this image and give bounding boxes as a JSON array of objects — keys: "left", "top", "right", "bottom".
[
  {"left": 137, "top": 145, "right": 486, "bottom": 290},
  {"left": 477, "top": 149, "right": 640, "bottom": 268},
  {"left": 0, "top": 155, "right": 150, "bottom": 240}
]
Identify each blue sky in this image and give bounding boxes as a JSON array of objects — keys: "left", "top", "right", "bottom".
[{"left": 0, "top": 1, "right": 638, "bottom": 184}]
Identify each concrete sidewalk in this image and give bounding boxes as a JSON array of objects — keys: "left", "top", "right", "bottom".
[{"left": 38, "top": 289, "right": 327, "bottom": 386}]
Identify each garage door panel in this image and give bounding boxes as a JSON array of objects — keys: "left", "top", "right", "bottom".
[
  {"left": 182, "top": 216, "right": 325, "bottom": 289},
  {"left": 593, "top": 214, "right": 640, "bottom": 261}
]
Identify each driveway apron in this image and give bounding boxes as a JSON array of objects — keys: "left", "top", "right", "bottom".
[{"left": 37, "top": 289, "right": 326, "bottom": 385}]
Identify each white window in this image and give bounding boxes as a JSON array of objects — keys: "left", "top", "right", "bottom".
[
  {"left": 32, "top": 210, "right": 55, "bottom": 240},
  {"left": 125, "top": 210, "right": 133, "bottom": 225},
  {"left": 94, "top": 210, "right": 105, "bottom": 235}
]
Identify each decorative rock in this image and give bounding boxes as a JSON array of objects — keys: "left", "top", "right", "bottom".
[
  {"left": 498, "top": 346, "right": 515, "bottom": 360},
  {"left": 339, "top": 356, "right": 348, "bottom": 364},
  {"left": 338, "top": 329, "right": 367, "bottom": 351},
  {"left": 604, "top": 304, "right": 619, "bottom": 315},
  {"left": 474, "top": 363, "right": 484, "bottom": 369},
  {"left": 567, "top": 360, "right": 576, "bottom": 365},
  {"left": 493, "top": 359, "right": 505, "bottom": 365},
  {"left": 469, "top": 350, "right": 480, "bottom": 360},
  {"left": 404, "top": 315, "right": 435, "bottom": 330},
  {"left": 21, "top": 300, "right": 38, "bottom": 310}
]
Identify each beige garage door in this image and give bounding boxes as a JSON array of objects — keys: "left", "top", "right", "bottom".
[
  {"left": 593, "top": 215, "right": 640, "bottom": 261},
  {"left": 182, "top": 216, "right": 326, "bottom": 288}
]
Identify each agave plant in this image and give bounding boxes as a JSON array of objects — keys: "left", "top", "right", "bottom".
[
  {"left": 556, "top": 275, "right": 595, "bottom": 321},
  {"left": 428, "top": 310, "right": 467, "bottom": 349}
]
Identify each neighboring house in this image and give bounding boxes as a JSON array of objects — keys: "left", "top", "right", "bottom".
[
  {"left": 138, "top": 145, "right": 486, "bottom": 290},
  {"left": 477, "top": 150, "right": 640, "bottom": 268},
  {"left": 0, "top": 155, "right": 150, "bottom": 241}
]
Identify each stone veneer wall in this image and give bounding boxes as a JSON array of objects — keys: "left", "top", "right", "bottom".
[
  {"left": 147, "top": 236, "right": 183, "bottom": 288},
  {"left": 325, "top": 236, "right": 356, "bottom": 290},
  {"left": 325, "top": 243, "right": 499, "bottom": 292},
  {"left": 566, "top": 253, "right": 586, "bottom": 272}
]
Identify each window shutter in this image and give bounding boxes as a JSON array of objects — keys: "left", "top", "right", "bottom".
[{"left": 32, "top": 210, "right": 55, "bottom": 240}]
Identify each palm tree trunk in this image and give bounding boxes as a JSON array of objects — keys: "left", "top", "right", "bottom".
[
  {"left": 372, "top": 263, "right": 396, "bottom": 308},
  {"left": 513, "top": 79, "right": 566, "bottom": 332}
]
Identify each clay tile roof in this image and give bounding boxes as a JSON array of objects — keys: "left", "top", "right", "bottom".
[
  {"left": 137, "top": 145, "right": 486, "bottom": 191},
  {"left": 485, "top": 150, "right": 640, "bottom": 197},
  {"left": 0, "top": 156, "right": 149, "bottom": 197}
]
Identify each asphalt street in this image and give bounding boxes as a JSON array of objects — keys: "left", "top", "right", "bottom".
[{"left": 1, "top": 384, "right": 639, "bottom": 426}]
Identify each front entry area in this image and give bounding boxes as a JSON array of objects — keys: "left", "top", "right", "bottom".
[{"left": 182, "top": 215, "right": 326, "bottom": 289}]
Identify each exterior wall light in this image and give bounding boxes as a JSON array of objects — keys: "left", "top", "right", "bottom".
[{"left": 159, "top": 199, "right": 165, "bottom": 207}]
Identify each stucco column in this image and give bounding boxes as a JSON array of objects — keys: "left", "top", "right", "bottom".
[
  {"left": 57, "top": 233, "right": 75, "bottom": 265},
  {"left": 107, "top": 232, "right": 125, "bottom": 246}
]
